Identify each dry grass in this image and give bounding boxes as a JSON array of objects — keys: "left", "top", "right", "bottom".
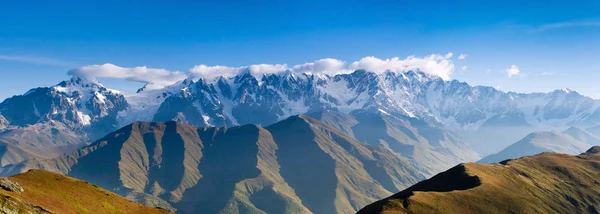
[
  {"left": 1, "top": 169, "right": 170, "bottom": 214},
  {"left": 359, "top": 147, "right": 600, "bottom": 214}
]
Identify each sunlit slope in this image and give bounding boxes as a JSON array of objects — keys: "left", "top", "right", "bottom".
[
  {"left": 358, "top": 146, "right": 600, "bottom": 214},
  {"left": 0, "top": 169, "right": 169, "bottom": 214}
]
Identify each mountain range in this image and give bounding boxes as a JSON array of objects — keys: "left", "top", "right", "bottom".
[
  {"left": 1, "top": 69, "right": 600, "bottom": 213},
  {"left": 0, "top": 116, "right": 429, "bottom": 213},
  {"left": 1, "top": 69, "right": 599, "bottom": 162}
]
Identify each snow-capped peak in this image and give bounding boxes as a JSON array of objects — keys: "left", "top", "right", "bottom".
[{"left": 53, "top": 76, "right": 120, "bottom": 95}]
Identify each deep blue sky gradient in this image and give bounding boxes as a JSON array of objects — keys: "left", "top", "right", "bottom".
[{"left": 1, "top": 0, "right": 600, "bottom": 99}]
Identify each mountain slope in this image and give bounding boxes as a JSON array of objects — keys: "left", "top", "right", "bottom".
[
  {"left": 0, "top": 140, "right": 44, "bottom": 167},
  {"left": 0, "top": 169, "right": 169, "bottom": 214},
  {"left": 310, "top": 110, "right": 479, "bottom": 177},
  {"left": 0, "top": 116, "right": 425, "bottom": 214},
  {"left": 358, "top": 146, "right": 600, "bottom": 214},
  {"left": 266, "top": 115, "right": 422, "bottom": 213},
  {"left": 478, "top": 131, "right": 590, "bottom": 164}
]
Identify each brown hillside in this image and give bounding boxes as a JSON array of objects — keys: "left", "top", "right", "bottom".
[
  {"left": 0, "top": 169, "right": 169, "bottom": 214},
  {"left": 358, "top": 146, "right": 600, "bottom": 214}
]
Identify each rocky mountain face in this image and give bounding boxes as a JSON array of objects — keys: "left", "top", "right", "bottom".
[
  {"left": 0, "top": 117, "right": 427, "bottom": 214},
  {"left": 0, "top": 77, "right": 128, "bottom": 165},
  {"left": 0, "top": 77, "right": 128, "bottom": 141},
  {"left": 358, "top": 146, "right": 600, "bottom": 214}
]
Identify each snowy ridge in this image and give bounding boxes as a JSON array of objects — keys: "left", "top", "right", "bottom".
[
  {"left": 108, "top": 69, "right": 600, "bottom": 133},
  {"left": 52, "top": 77, "right": 122, "bottom": 125},
  {"left": 119, "top": 79, "right": 192, "bottom": 126},
  {"left": 2, "top": 69, "right": 600, "bottom": 154},
  {"left": 0, "top": 76, "right": 129, "bottom": 141}
]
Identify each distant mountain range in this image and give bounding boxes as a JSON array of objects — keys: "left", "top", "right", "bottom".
[
  {"left": 1, "top": 69, "right": 599, "bottom": 162},
  {"left": 358, "top": 146, "right": 600, "bottom": 214}
]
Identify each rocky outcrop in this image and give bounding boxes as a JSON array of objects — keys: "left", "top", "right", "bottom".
[
  {"left": 0, "top": 178, "right": 49, "bottom": 214},
  {"left": 0, "top": 196, "right": 52, "bottom": 214},
  {"left": 0, "top": 178, "right": 23, "bottom": 193}
]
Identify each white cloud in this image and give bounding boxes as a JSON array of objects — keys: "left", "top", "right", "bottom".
[
  {"left": 0, "top": 55, "right": 77, "bottom": 67},
  {"left": 188, "top": 63, "right": 288, "bottom": 80},
  {"left": 458, "top": 54, "right": 467, "bottom": 60},
  {"left": 348, "top": 54, "right": 455, "bottom": 80},
  {"left": 68, "top": 63, "right": 187, "bottom": 88},
  {"left": 291, "top": 58, "right": 347, "bottom": 75},
  {"left": 445, "top": 52, "right": 453, "bottom": 59},
  {"left": 68, "top": 54, "right": 458, "bottom": 90},
  {"left": 506, "top": 64, "right": 520, "bottom": 77},
  {"left": 248, "top": 64, "right": 289, "bottom": 77},
  {"left": 187, "top": 65, "right": 242, "bottom": 80},
  {"left": 188, "top": 54, "right": 455, "bottom": 80},
  {"left": 462, "top": 66, "right": 468, "bottom": 71}
]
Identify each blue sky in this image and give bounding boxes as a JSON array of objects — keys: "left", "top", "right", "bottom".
[{"left": 1, "top": 0, "right": 600, "bottom": 100}]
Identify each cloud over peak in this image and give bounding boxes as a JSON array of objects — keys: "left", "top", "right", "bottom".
[
  {"left": 292, "top": 58, "right": 347, "bottom": 75},
  {"left": 68, "top": 54, "right": 456, "bottom": 90},
  {"left": 349, "top": 54, "right": 454, "bottom": 79},
  {"left": 68, "top": 63, "right": 187, "bottom": 88}
]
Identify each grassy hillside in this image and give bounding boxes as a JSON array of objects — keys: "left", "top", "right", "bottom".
[
  {"left": 0, "top": 169, "right": 169, "bottom": 214},
  {"left": 358, "top": 146, "right": 600, "bottom": 214}
]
